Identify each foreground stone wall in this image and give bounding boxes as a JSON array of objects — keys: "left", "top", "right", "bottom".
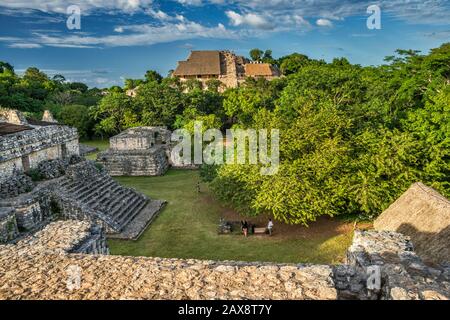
[
  {"left": 0, "top": 222, "right": 448, "bottom": 300},
  {"left": 348, "top": 230, "right": 450, "bottom": 300},
  {"left": 0, "top": 221, "right": 336, "bottom": 300}
]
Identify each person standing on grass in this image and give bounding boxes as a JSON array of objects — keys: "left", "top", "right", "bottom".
[
  {"left": 242, "top": 220, "right": 249, "bottom": 237},
  {"left": 267, "top": 219, "right": 274, "bottom": 236}
]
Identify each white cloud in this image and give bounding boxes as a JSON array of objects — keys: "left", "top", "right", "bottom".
[
  {"left": 226, "top": 10, "right": 273, "bottom": 30},
  {"left": 147, "top": 9, "right": 171, "bottom": 21},
  {"left": 177, "top": 0, "right": 450, "bottom": 26},
  {"left": 0, "top": 0, "right": 153, "bottom": 14},
  {"left": 8, "top": 43, "right": 42, "bottom": 49},
  {"left": 176, "top": 0, "right": 203, "bottom": 6},
  {"left": 28, "top": 19, "right": 236, "bottom": 48},
  {"left": 114, "top": 26, "right": 124, "bottom": 33},
  {"left": 316, "top": 18, "right": 333, "bottom": 27}
]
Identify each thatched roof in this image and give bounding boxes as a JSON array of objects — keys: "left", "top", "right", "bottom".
[
  {"left": 173, "top": 51, "right": 222, "bottom": 76},
  {"left": 244, "top": 63, "right": 280, "bottom": 77},
  {"left": 374, "top": 183, "right": 450, "bottom": 264}
]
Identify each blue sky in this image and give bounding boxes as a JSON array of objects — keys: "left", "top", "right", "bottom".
[{"left": 0, "top": 0, "right": 449, "bottom": 88}]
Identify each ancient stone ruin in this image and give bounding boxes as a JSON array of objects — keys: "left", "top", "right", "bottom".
[
  {"left": 97, "top": 127, "right": 171, "bottom": 176},
  {"left": 97, "top": 126, "right": 194, "bottom": 177},
  {"left": 0, "top": 109, "right": 448, "bottom": 300},
  {"left": 0, "top": 110, "right": 166, "bottom": 242},
  {"left": 172, "top": 50, "right": 281, "bottom": 91},
  {"left": 0, "top": 220, "right": 448, "bottom": 300}
]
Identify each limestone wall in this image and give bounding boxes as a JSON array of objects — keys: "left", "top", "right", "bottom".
[
  {"left": 0, "top": 222, "right": 448, "bottom": 300},
  {"left": 0, "top": 158, "right": 23, "bottom": 181},
  {"left": 348, "top": 230, "right": 450, "bottom": 300},
  {"left": 0, "top": 208, "right": 18, "bottom": 243},
  {"left": 98, "top": 148, "right": 169, "bottom": 176},
  {"left": 0, "top": 221, "right": 337, "bottom": 299},
  {"left": 0, "top": 125, "right": 80, "bottom": 181}
]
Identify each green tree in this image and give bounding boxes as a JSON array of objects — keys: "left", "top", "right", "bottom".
[
  {"left": 250, "top": 49, "right": 264, "bottom": 61},
  {"left": 144, "top": 70, "right": 163, "bottom": 83},
  {"left": 135, "top": 81, "right": 184, "bottom": 128},
  {"left": 92, "top": 92, "right": 135, "bottom": 135},
  {"left": 58, "top": 105, "right": 95, "bottom": 139}
]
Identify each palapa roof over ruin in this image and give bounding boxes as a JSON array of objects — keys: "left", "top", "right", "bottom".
[
  {"left": 374, "top": 182, "right": 450, "bottom": 264},
  {"left": 245, "top": 63, "right": 281, "bottom": 77},
  {"left": 173, "top": 50, "right": 222, "bottom": 76}
]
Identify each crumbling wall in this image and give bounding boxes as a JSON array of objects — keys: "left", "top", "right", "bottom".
[
  {"left": 0, "top": 109, "right": 28, "bottom": 125},
  {"left": 0, "top": 125, "right": 80, "bottom": 181},
  {"left": 348, "top": 230, "right": 450, "bottom": 300},
  {"left": 0, "top": 172, "right": 34, "bottom": 199},
  {"left": 0, "top": 225, "right": 448, "bottom": 300},
  {"left": 0, "top": 208, "right": 19, "bottom": 243}
]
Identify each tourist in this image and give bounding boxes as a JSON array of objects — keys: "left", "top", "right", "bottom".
[
  {"left": 242, "top": 220, "right": 249, "bottom": 237},
  {"left": 267, "top": 219, "right": 274, "bottom": 236}
]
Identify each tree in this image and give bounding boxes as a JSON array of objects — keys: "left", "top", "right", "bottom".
[
  {"left": 124, "top": 78, "right": 144, "bottom": 90},
  {"left": 0, "top": 61, "right": 14, "bottom": 73},
  {"left": 205, "top": 79, "right": 223, "bottom": 93},
  {"left": 68, "top": 82, "right": 88, "bottom": 93},
  {"left": 52, "top": 74, "right": 66, "bottom": 84},
  {"left": 209, "top": 44, "right": 450, "bottom": 225},
  {"left": 23, "top": 67, "right": 48, "bottom": 83},
  {"left": 279, "top": 53, "right": 313, "bottom": 75},
  {"left": 59, "top": 105, "right": 95, "bottom": 139},
  {"left": 134, "top": 81, "right": 184, "bottom": 128},
  {"left": 144, "top": 70, "right": 163, "bottom": 83},
  {"left": 92, "top": 92, "right": 135, "bottom": 135},
  {"left": 250, "top": 49, "right": 264, "bottom": 61},
  {"left": 262, "top": 50, "right": 276, "bottom": 65},
  {"left": 183, "top": 79, "right": 203, "bottom": 91}
]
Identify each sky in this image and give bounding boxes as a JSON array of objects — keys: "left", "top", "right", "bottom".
[{"left": 0, "top": 0, "right": 449, "bottom": 88}]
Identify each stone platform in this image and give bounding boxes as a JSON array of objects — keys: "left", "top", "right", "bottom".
[{"left": 0, "top": 222, "right": 448, "bottom": 300}]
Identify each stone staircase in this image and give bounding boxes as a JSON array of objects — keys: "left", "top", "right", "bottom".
[{"left": 56, "top": 161, "right": 165, "bottom": 239}]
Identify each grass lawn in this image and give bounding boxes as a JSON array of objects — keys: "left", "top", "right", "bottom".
[
  {"left": 79, "top": 139, "right": 109, "bottom": 161},
  {"left": 108, "top": 170, "right": 356, "bottom": 264}
]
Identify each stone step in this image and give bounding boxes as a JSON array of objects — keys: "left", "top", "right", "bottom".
[
  {"left": 73, "top": 178, "right": 106, "bottom": 201},
  {"left": 104, "top": 189, "right": 131, "bottom": 211},
  {"left": 117, "top": 197, "right": 148, "bottom": 227},
  {"left": 63, "top": 173, "right": 102, "bottom": 192},
  {"left": 82, "top": 178, "right": 116, "bottom": 203},
  {"left": 85, "top": 183, "right": 122, "bottom": 208},
  {"left": 111, "top": 192, "right": 145, "bottom": 223}
]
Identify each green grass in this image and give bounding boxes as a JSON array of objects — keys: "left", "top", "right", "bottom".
[
  {"left": 108, "top": 170, "right": 353, "bottom": 264},
  {"left": 80, "top": 139, "right": 109, "bottom": 160}
]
